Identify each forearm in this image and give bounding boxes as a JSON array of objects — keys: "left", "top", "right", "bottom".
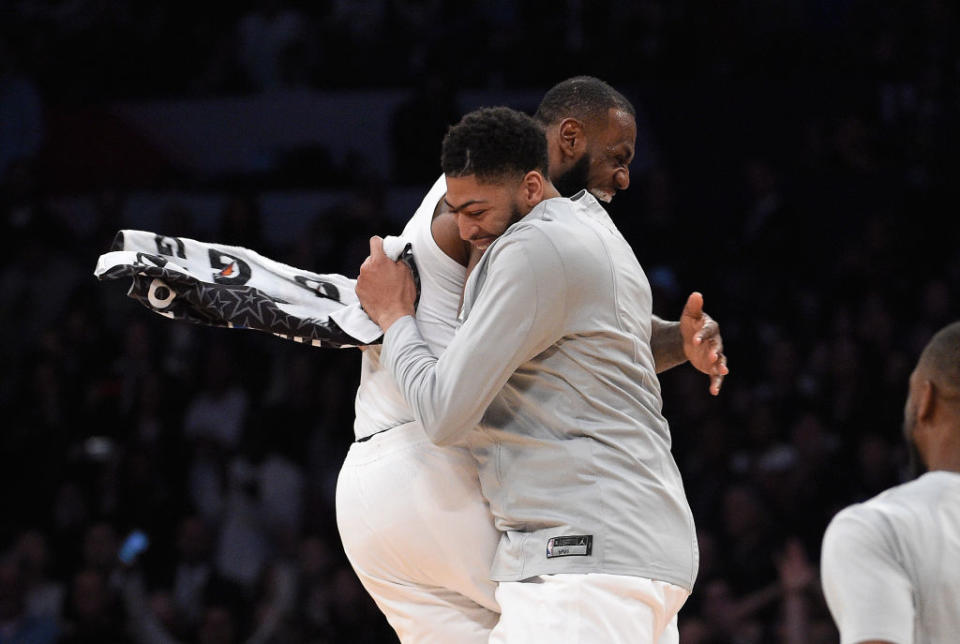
[
  {"left": 384, "top": 239, "right": 556, "bottom": 445},
  {"left": 382, "top": 315, "right": 489, "bottom": 446},
  {"left": 383, "top": 234, "right": 561, "bottom": 447},
  {"left": 650, "top": 315, "right": 687, "bottom": 373}
]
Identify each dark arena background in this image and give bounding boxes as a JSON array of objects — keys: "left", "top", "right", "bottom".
[{"left": 2, "top": 1, "right": 959, "bottom": 642}]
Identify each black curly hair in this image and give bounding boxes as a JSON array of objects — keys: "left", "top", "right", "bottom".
[
  {"left": 441, "top": 106, "right": 549, "bottom": 183},
  {"left": 533, "top": 76, "right": 636, "bottom": 127}
]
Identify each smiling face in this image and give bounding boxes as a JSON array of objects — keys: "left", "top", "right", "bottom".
[
  {"left": 583, "top": 108, "right": 637, "bottom": 203},
  {"left": 443, "top": 174, "right": 529, "bottom": 252},
  {"left": 439, "top": 107, "right": 553, "bottom": 250},
  {"left": 551, "top": 108, "right": 637, "bottom": 203}
]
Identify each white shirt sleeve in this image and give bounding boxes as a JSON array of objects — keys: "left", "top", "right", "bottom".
[
  {"left": 820, "top": 507, "right": 915, "bottom": 644},
  {"left": 381, "top": 227, "right": 566, "bottom": 446}
]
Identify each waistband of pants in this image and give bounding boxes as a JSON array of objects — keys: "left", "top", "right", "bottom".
[
  {"left": 354, "top": 420, "right": 419, "bottom": 443},
  {"left": 355, "top": 427, "right": 392, "bottom": 443}
]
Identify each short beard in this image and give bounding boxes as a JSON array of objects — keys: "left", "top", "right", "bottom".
[
  {"left": 905, "top": 442, "right": 926, "bottom": 480},
  {"left": 509, "top": 203, "right": 526, "bottom": 227},
  {"left": 553, "top": 153, "right": 591, "bottom": 197}
]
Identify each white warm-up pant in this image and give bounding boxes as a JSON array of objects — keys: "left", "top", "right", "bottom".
[
  {"left": 490, "top": 573, "right": 690, "bottom": 644},
  {"left": 336, "top": 421, "right": 500, "bottom": 643}
]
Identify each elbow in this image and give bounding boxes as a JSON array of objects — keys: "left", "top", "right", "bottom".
[
  {"left": 430, "top": 431, "right": 459, "bottom": 448},
  {"left": 430, "top": 434, "right": 456, "bottom": 447}
]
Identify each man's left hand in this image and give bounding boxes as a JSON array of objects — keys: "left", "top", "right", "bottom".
[
  {"left": 356, "top": 236, "right": 417, "bottom": 331},
  {"left": 680, "top": 292, "right": 728, "bottom": 395}
]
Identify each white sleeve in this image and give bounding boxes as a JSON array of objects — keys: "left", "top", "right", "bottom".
[
  {"left": 820, "top": 507, "right": 915, "bottom": 644},
  {"left": 382, "top": 227, "right": 565, "bottom": 446}
]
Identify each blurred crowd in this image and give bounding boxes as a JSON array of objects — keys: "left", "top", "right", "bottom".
[
  {"left": 3, "top": 0, "right": 960, "bottom": 643},
  {"left": 2, "top": 0, "right": 956, "bottom": 101}
]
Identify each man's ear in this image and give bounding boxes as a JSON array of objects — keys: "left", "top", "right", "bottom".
[
  {"left": 520, "top": 171, "right": 545, "bottom": 206},
  {"left": 918, "top": 378, "right": 935, "bottom": 423},
  {"left": 557, "top": 118, "right": 586, "bottom": 161}
]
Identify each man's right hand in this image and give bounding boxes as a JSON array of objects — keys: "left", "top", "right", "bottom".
[
  {"left": 356, "top": 236, "right": 417, "bottom": 331},
  {"left": 680, "top": 292, "right": 728, "bottom": 395}
]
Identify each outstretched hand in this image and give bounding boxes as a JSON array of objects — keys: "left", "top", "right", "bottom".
[
  {"left": 356, "top": 236, "right": 417, "bottom": 331},
  {"left": 680, "top": 292, "right": 728, "bottom": 395}
]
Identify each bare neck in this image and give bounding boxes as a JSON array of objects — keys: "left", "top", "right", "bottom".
[
  {"left": 922, "top": 418, "right": 960, "bottom": 474},
  {"left": 542, "top": 182, "right": 561, "bottom": 200},
  {"left": 924, "top": 454, "right": 960, "bottom": 474}
]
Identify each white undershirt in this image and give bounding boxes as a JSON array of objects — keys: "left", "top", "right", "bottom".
[{"left": 352, "top": 175, "right": 465, "bottom": 440}]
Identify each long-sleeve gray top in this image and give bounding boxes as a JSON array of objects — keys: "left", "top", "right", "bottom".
[{"left": 382, "top": 190, "right": 698, "bottom": 589}]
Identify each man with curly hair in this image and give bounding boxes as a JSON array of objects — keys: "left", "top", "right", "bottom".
[
  {"left": 338, "top": 77, "right": 725, "bottom": 643},
  {"left": 357, "top": 105, "right": 699, "bottom": 643}
]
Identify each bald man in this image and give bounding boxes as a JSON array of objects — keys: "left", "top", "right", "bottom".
[{"left": 821, "top": 321, "right": 960, "bottom": 644}]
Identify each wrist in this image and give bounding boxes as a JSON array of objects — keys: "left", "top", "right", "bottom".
[
  {"left": 379, "top": 309, "right": 413, "bottom": 332},
  {"left": 651, "top": 319, "right": 686, "bottom": 373}
]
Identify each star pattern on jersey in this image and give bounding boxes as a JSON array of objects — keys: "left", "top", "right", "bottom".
[
  {"left": 268, "top": 305, "right": 296, "bottom": 332},
  {"left": 197, "top": 285, "right": 272, "bottom": 327}
]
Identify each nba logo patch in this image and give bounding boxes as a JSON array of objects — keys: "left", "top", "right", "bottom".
[{"left": 546, "top": 535, "right": 593, "bottom": 558}]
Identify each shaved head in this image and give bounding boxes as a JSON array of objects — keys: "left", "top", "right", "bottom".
[
  {"left": 534, "top": 76, "right": 636, "bottom": 128},
  {"left": 904, "top": 320, "right": 960, "bottom": 474},
  {"left": 917, "top": 321, "right": 960, "bottom": 401}
]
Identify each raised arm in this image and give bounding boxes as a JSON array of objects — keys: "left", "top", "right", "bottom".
[{"left": 356, "top": 231, "right": 562, "bottom": 445}]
